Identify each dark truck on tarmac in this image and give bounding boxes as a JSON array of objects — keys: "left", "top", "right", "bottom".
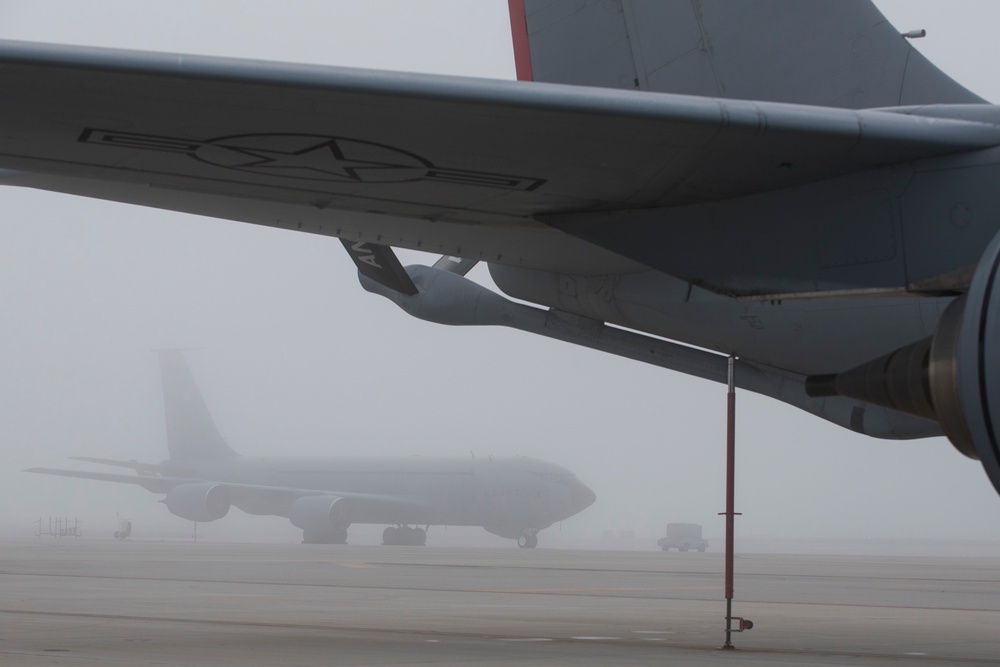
[{"left": 657, "top": 523, "right": 708, "bottom": 552}]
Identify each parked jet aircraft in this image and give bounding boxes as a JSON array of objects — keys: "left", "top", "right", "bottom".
[
  {"left": 3, "top": 1, "right": 1000, "bottom": 497},
  {"left": 26, "top": 351, "right": 596, "bottom": 547}
]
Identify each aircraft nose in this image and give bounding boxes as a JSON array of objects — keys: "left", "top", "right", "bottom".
[{"left": 571, "top": 480, "right": 597, "bottom": 512}]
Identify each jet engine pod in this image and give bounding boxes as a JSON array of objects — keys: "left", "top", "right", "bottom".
[
  {"left": 807, "top": 232, "right": 1000, "bottom": 496},
  {"left": 288, "top": 495, "right": 350, "bottom": 531},
  {"left": 943, "top": 230, "right": 1000, "bottom": 494},
  {"left": 162, "top": 483, "right": 230, "bottom": 522}
]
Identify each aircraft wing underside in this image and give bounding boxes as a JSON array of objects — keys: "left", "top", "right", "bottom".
[{"left": 2, "top": 40, "right": 1000, "bottom": 275}]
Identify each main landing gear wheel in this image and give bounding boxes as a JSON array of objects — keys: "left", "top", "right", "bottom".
[{"left": 517, "top": 534, "right": 538, "bottom": 549}]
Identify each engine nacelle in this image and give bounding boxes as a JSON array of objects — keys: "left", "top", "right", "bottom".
[
  {"left": 162, "top": 483, "right": 230, "bottom": 522},
  {"left": 946, "top": 234, "right": 1000, "bottom": 492},
  {"left": 287, "top": 495, "right": 350, "bottom": 531},
  {"left": 807, "top": 231, "right": 1000, "bottom": 495}
]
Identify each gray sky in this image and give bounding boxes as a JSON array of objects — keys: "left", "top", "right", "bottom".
[{"left": 1, "top": 1, "right": 999, "bottom": 547}]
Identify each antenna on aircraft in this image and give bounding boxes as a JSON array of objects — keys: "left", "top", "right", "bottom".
[{"left": 901, "top": 29, "right": 927, "bottom": 39}]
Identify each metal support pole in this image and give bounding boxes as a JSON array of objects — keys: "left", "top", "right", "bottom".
[{"left": 722, "top": 355, "right": 738, "bottom": 649}]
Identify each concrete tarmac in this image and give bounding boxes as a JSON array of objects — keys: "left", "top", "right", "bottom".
[{"left": 0, "top": 539, "right": 998, "bottom": 665}]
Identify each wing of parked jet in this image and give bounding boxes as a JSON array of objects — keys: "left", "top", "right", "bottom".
[
  {"left": 25, "top": 464, "right": 428, "bottom": 519},
  {"left": 25, "top": 467, "right": 177, "bottom": 494},
  {"left": 68, "top": 456, "right": 192, "bottom": 476}
]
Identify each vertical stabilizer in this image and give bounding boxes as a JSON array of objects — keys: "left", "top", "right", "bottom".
[
  {"left": 510, "top": 0, "right": 984, "bottom": 108},
  {"left": 157, "top": 350, "right": 238, "bottom": 461}
]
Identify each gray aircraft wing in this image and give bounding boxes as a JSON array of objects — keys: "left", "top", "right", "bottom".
[
  {"left": 1, "top": 40, "right": 1000, "bottom": 276},
  {"left": 25, "top": 467, "right": 177, "bottom": 494},
  {"left": 68, "top": 456, "right": 193, "bottom": 476},
  {"left": 24, "top": 466, "right": 428, "bottom": 515}
]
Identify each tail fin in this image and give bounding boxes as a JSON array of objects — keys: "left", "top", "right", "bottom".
[
  {"left": 509, "top": 0, "right": 983, "bottom": 108},
  {"left": 157, "top": 350, "right": 238, "bottom": 461}
]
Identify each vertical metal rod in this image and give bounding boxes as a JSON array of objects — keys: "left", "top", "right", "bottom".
[{"left": 723, "top": 355, "right": 736, "bottom": 649}]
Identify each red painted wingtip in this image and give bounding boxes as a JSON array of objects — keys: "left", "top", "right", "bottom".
[{"left": 508, "top": 0, "right": 534, "bottom": 81}]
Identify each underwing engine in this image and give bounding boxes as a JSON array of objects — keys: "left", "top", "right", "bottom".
[
  {"left": 807, "top": 232, "right": 1000, "bottom": 494},
  {"left": 162, "top": 483, "right": 231, "bottom": 522},
  {"left": 287, "top": 496, "right": 350, "bottom": 532},
  {"left": 288, "top": 496, "right": 351, "bottom": 545}
]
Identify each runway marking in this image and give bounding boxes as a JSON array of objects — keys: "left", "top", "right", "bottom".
[
  {"left": 573, "top": 636, "right": 620, "bottom": 640},
  {"left": 498, "top": 638, "right": 552, "bottom": 642}
]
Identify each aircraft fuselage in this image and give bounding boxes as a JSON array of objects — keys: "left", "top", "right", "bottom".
[{"left": 188, "top": 455, "right": 595, "bottom": 540}]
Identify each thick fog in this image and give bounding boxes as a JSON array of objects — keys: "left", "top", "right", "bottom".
[{"left": 1, "top": 1, "right": 999, "bottom": 550}]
